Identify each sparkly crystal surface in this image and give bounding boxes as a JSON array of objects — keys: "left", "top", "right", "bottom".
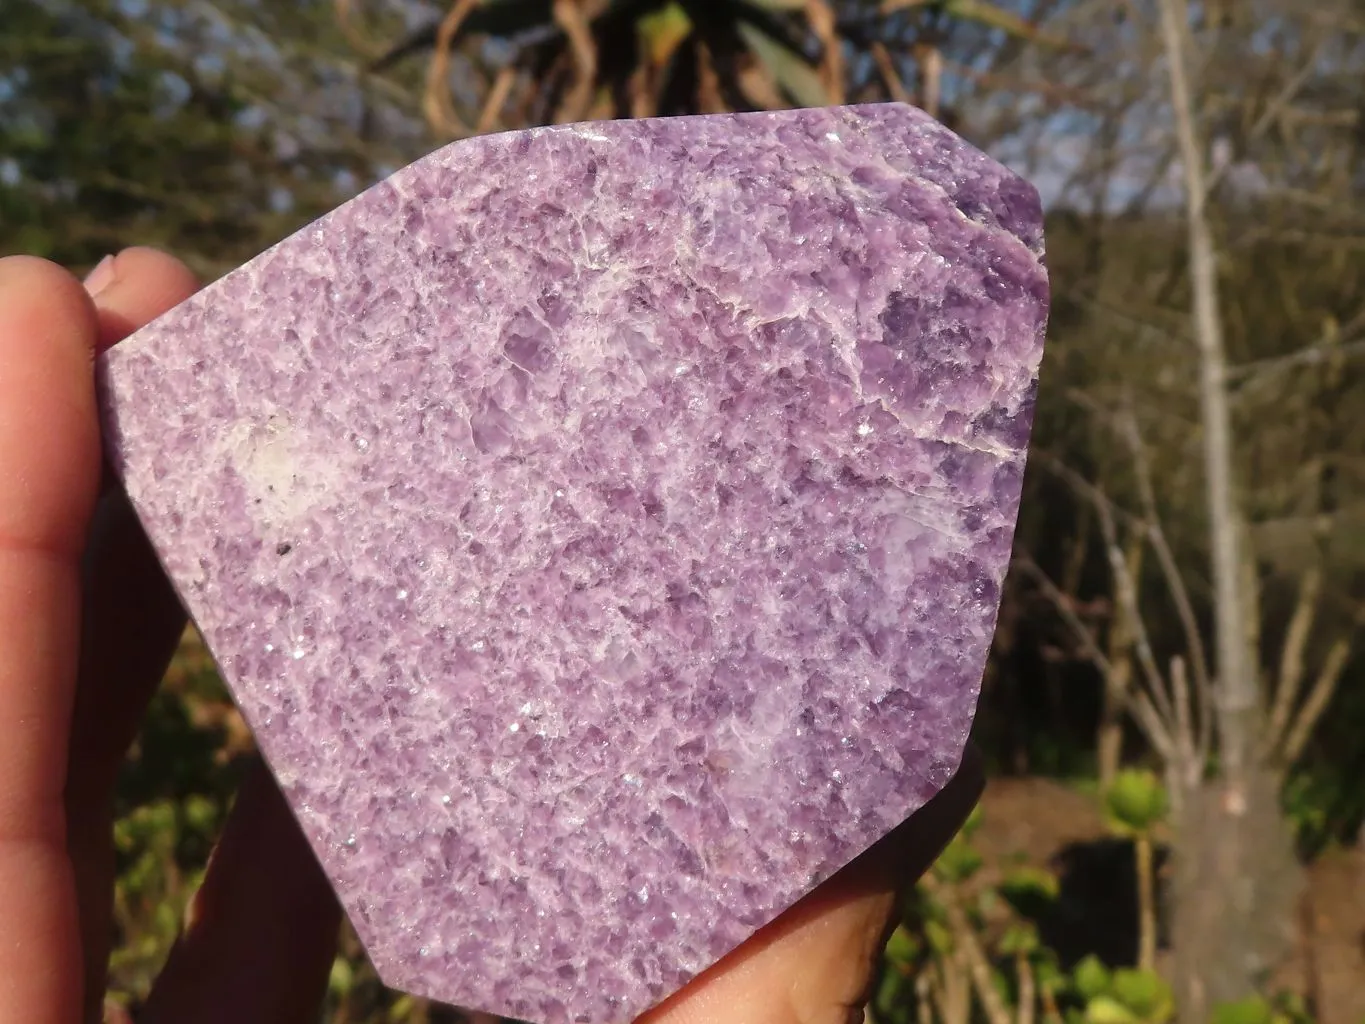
[{"left": 98, "top": 104, "right": 1048, "bottom": 1024}]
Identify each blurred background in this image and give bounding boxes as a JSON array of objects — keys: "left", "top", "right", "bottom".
[{"left": 1, "top": 1, "right": 1362, "bottom": 1022}]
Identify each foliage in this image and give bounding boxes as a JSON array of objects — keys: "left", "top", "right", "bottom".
[
  {"left": 106, "top": 639, "right": 243, "bottom": 1012},
  {"left": 0, "top": 0, "right": 426, "bottom": 276},
  {"left": 1104, "top": 770, "right": 1168, "bottom": 837},
  {"left": 876, "top": 804, "right": 1317, "bottom": 1024},
  {"left": 3, "top": 0, "right": 1363, "bottom": 1021},
  {"left": 343, "top": 0, "right": 1071, "bottom": 134}
]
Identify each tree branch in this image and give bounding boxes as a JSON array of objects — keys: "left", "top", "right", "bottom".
[
  {"left": 422, "top": 0, "right": 480, "bottom": 138},
  {"left": 1264, "top": 564, "right": 1323, "bottom": 755},
  {"left": 551, "top": 0, "right": 598, "bottom": 124},
  {"left": 1202, "top": 37, "right": 1326, "bottom": 199},
  {"left": 871, "top": 42, "right": 912, "bottom": 104},
  {"left": 1015, "top": 555, "right": 1176, "bottom": 760},
  {"left": 920, "top": 874, "right": 1013, "bottom": 1024},
  {"left": 1158, "top": 0, "right": 1258, "bottom": 786},
  {"left": 1280, "top": 634, "right": 1353, "bottom": 765},
  {"left": 1119, "top": 400, "right": 1214, "bottom": 730}
]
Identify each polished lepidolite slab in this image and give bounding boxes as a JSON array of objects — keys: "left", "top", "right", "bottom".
[{"left": 99, "top": 103, "right": 1048, "bottom": 1024}]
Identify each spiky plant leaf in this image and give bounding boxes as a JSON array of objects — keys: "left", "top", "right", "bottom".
[{"left": 735, "top": 19, "right": 827, "bottom": 107}]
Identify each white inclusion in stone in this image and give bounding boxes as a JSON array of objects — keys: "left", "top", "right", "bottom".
[
  {"left": 344, "top": 833, "right": 357, "bottom": 847},
  {"left": 397, "top": 589, "right": 409, "bottom": 600},
  {"left": 264, "top": 643, "right": 274, "bottom": 653},
  {"left": 623, "top": 773, "right": 642, "bottom": 788},
  {"left": 441, "top": 794, "right": 452, "bottom": 806},
  {"left": 831, "top": 769, "right": 845, "bottom": 785},
  {"left": 857, "top": 422, "right": 874, "bottom": 437},
  {"left": 673, "top": 364, "right": 688, "bottom": 376},
  {"left": 470, "top": 639, "right": 486, "bottom": 652},
  {"left": 508, "top": 721, "right": 521, "bottom": 733},
  {"left": 293, "top": 648, "right": 306, "bottom": 660},
  {"left": 826, "top": 132, "right": 841, "bottom": 142}
]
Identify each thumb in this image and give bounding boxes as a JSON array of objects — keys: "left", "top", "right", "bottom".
[{"left": 638, "top": 747, "right": 984, "bottom": 1024}]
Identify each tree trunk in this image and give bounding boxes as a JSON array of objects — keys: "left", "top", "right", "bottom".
[
  {"left": 1155, "top": 2, "right": 1302, "bottom": 1017},
  {"left": 1168, "top": 769, "right": 1302, "bottom": 1022}
]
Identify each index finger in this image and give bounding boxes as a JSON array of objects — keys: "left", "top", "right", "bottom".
[{"left": 0, "top": 256, "right": 103, "bottom": 1024}]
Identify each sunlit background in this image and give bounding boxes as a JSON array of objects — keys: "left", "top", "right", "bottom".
[{"left": 2, "top": 2, "right": 1363, "bottom": 1022}]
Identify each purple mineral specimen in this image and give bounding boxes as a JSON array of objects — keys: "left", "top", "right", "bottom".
[{"left": 98, "top": 104, "right": 1048, "bottom": 1024}]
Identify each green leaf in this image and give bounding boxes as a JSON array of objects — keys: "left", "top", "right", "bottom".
[
  {"left": 1105, "top": 769, "right": 1168, "bottom": 834},
  {"left": 925, "top": 919, "right": 954, "bottom": 955},
  {"left": 1000, "top": 865, "right": 1061, "bottom": 916},
  {"left": 1211, "top": 997, "right": 1277, "bottom": 1024},
  {"left": 1086, "top": 996, "right": 1141, "bottom": 1024},
  {"left": 1072, "top": 955, "right": 1112, "bottom": 1001},
  {"left": 1035, "top": 954, "right": 1066, "bottom": 992},
  {"left": 942, "top": 0, "right": 1073, "bottom": 46},
  {"left": 885, "top": 924, "right": 920, "bottom": 966},
  {"left": 933, "top": 837, "right": 983, "bottom": 883},
  {"left": 638, "top": 2, "right": 692, "bottom": 64},
  {"left": 328, "top": 955, "right": 355, "bottom": 998},
  {"left": 736, "top": 20, "right": 828, "bottom": 108},
  {"left": 875, "top": 969, "right": 913, "bottom": 1024},
  {"left": 1111, "top": 969, "right": 1173, "bottom": 1021},
  {"left": 999, "top": 922, "right": 1039, "bottom": 956}
]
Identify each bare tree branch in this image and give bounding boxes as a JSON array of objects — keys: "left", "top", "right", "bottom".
[
  {"left": 1230, "top": 326, "right": 1365, "bottom": 387},
  {"left": 920, "top": 873, "right": 1014, "bottom": 1024},
  {"left": 1120, "top": 399, "right": 1214, "bottom": 709},
  {"left": 333, "top": 0, "right": 384, "bottom": 59},
  {"left": 1090, "top": 475, "right": 1184, "bottom": 738},
  {"left": 476, "top": 64, "right": 519, "bottom": 134},
  {"left": 871, "top": 42, "right": 913, "bottom": 104},
  {"left": 1015, "top": 555, "right": 1176, "bottom": 759},
  {"left": 423, "top": 0, "right": 480, "bottom": 138},
  {"left": 1280, "top": 635, "right": 1354, "bottom": 765},
  {"left": 551, "top": 0, "right": 598, "bottom": 124},
  {"left": 807, "top": 0, "right": 846, "bottom": 105},
  {"left": 1202, "top": 37, "right": 1326, "bottom": 198},
  {"left": 1264, "top": 564, "right": 1323, "bottom": 754},
  {"left": 1170, "top": 655, "right": 1199, "bottom": 782},
  {"left": 1158, "top": 0, "right": 1259, "bottom": 789}
]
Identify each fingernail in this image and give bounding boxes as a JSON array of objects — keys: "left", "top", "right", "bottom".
[{"left": 84, "top": 254, "right": 118, "bottom": 297}]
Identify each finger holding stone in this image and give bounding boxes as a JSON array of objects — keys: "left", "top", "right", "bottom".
[
  {"left": 139, "top": 759, "right": 342, "bottom": 1024},
  {"left": 87, "top": 247, "right": 200, "bottom": 353},
  {"left": 0, "top": 255, "right": 102, "bottom": 1024},
  {"left": 64, "top": 247, "right": 200, "bottom": 1024},
  {"left": 637, "top": 749, "right": 984, "bottom": 1024}
]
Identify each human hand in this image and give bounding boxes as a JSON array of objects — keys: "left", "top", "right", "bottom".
[{"left": 0, "top": 248, "right": 981, "bottom": 1024}]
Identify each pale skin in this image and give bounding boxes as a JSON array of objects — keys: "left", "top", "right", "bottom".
[{"left": 0, "top": 248, "right": 981, "bottom": 1024}]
